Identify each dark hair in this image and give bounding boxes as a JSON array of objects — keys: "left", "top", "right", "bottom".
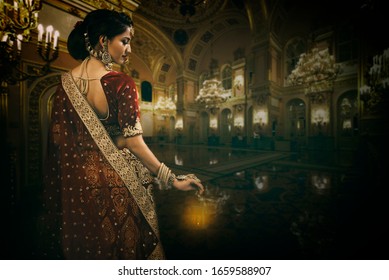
[{"left": 67, "top": 9, "right": 133, "bottom": 60}]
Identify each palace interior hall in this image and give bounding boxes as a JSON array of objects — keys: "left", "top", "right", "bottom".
[{"left": 1, "top": 0, "right": 389, "bottom": 260}]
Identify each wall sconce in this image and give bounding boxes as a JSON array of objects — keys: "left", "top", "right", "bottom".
[
  {"left": 253, "top": 110, "right": 267, "bottom": 126},
  {"left": 0, "top": 1, "right": 59, "bottom": 86},
  {"left": 1, "top": 25, "right": 59, "bottom": 86},
  {"left": 234, "top": 74, "right": 244, "bottom": 91},
  {"left": 233, "top": 115, "right": 244, "bottom": 130},
  {"left": 209, "top": 118, "right": 218, "bottom": 130},
  {"left": 175, "top": 118, "right": 183, "bottom": 131},
  {"left": 1, "top": 1, "right": 59, "bottom": 129},
  {"left": 311, "top": 108, "right": 329, "bottom": 126}
]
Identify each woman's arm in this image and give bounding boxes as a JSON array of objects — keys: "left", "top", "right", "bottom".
[
  {"left": 113, "top": 134, "right": 204, "bottom": 194},
  {"left": 114, "top": 134, "right": 161, "bottom": 175}
]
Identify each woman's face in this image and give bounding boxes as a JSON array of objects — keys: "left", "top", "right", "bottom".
[{"left": 107, "top": 27, "right": 133, "bottom": 65}]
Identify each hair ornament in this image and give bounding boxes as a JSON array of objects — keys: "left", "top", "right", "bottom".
[{"left": 83, "top": 32, "right": 113, "bottom": 71}]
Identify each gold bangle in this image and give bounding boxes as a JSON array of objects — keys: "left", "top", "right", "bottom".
[
  {"left": 157, "top": 163, "right": 176, "bottom": 190},
  {"left": 167, "top": 173, "right": 176, "bottom": 187}
]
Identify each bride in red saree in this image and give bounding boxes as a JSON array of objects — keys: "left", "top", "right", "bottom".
[{"left": 40, "top": 9, "right": 203, "bottom": 260}]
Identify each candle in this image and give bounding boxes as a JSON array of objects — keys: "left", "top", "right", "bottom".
[
  {"left": 13, "top": 1, "right": 18, "bottom": 18},
  {"left": 53, "top": 30, "right": 59, "bottom": 49},
  {"left": 17, "top": 34, "right": 23, "bottom": 51},
  {"left": 37, "top": 24, "right": 43, "bottom": 42},
  {"left": 46, "top": 25, "right": 53, "bottom": 44}
]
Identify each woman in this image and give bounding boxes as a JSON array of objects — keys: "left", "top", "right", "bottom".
[{"left": 41, "top": 9, "right": 204, "bottom": 260}]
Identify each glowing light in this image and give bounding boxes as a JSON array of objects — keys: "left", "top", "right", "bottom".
[
  {"left": 253, "top": 110, "right": 268, "bottom": 125},
  {"left": 287, "top": 48, "right": 341, "bottom": 94}
]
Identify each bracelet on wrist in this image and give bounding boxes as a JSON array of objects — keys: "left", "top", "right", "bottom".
[{"left": 157, "top": 163, "right": 176, "bottom": 190}]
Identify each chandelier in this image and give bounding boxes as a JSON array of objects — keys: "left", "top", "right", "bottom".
[
  {"left": 195, "top": 78, "right": 228, "bottom": 110},
  {"left": 360, "top": 47, "right": 389, "bottom": 110},
  {"left": 154, "top": 96, "right": 176, "bottom": 117},
  {"left": 287, "top": 48, "right": 341, "bottom": 95},
  {"left": 196, "top": 57, "right": 229, "bottom": 110},
  {"left": 0, "top": 0, "right": 41, "bottom": 39},
  {"left": 0, "top": 1, "right": 59, "bottom": 85}
]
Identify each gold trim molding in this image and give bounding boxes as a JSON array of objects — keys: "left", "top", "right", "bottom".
[{"left": 43, "top": 0, "right": 140, "bottom": 18}]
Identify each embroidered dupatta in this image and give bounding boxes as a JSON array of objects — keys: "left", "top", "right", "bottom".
[{"left": 51, "top": 72, "right": 164, "bottom": 259}]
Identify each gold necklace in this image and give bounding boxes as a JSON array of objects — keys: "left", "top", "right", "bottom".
[{"left": 75, "top": 57, "right": 100, "bottom": 96}]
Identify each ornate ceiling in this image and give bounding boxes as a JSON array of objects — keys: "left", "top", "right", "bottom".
[
  {"left": 132, "top": 0, "right": 249, "bottom": 81},
  {"left": 43, "top": 0, "right": 250, "bottom": 82},
  {"left": 42, "top": 0, "right": 388, "bottom": 85},
  {"left": 137, "top": 0, "right": 229, "bottom": 28}
]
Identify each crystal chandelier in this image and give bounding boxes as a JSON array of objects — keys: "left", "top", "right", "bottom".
[
  {"left": 287, "top": 48, "right": 341, "bottom": 95},
  {"left": 360, "top": 47, "right": 389, "bottom": 110},
  {"left": 154, "top": 96, "right": 176, "bottom": 117},
  {"left": 196, "top": 57, "right": 229, "bottom": 110},
  {"left": 195, "top": 78, "right": 228, "bottom": 109},
  {"left": 0, "top": 1, "right": 59, "bottom": 85}
]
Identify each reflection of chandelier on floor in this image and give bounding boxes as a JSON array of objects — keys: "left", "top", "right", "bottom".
[
  {"left": 287, "top": 48, "right": 341, "bottom": 95},
  {"left": 154, "top": 96, "right": 176, "bottom": 117},
  {"left": 360, "top": 47, "right": 389, "bottom": 110}
]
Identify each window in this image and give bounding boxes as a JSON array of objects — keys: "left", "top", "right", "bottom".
[
  {"left": 336, "top": 25, "right": 358, "bottom": 62},
  {"left": 199, "top": 72, "right": 209, "bottom": 88},
  {"left": 285, "top": 38, "right": 306, "bottom": 77},
  {"left": 141, "top": 81, "right": 152, "bottom": 102},
  {"left": 221, "top": 65, "right": 232, "bottom": 90}
]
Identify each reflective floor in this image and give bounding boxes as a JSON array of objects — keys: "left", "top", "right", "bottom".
[
  {"left": 150, "top": 144, "right": 388, "bottom": 260},
  {"left": 6, "top": 143, "right": 388, "bottom": 260}
]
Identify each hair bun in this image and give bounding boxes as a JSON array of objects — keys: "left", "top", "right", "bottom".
[{"left": 74, "top": 20, "right": 84, "bottom": 29}]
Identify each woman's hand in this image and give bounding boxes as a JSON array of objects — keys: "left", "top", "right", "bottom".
[{"left": 172, "top": 175, "right": 205, "bottom": 195}]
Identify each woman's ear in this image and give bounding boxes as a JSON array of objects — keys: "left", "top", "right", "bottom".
[{"left": 98, "top": 35, "right": 107, "bottom": 48}]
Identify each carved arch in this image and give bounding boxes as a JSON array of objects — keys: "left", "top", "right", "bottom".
[{"left": 26, "top": 73, "right": 62, "bottom": 188}]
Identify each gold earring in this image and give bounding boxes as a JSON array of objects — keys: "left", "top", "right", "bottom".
[{"left": 101, "top": 37, "right": 113, "bottom": 71}]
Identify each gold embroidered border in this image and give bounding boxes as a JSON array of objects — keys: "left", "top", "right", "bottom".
[
  {"left": 61, "top": 72, "right": 164, "bottom": 259},
  {"left": 123, "top": 125, "right": 143, "bottom": 137}
]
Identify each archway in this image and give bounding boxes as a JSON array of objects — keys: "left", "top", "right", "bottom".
[
  {"left": 26, "top": 73, "right": 62, "bottom": 190},
  {"left": 337, "top": 90, "right": 358, "bottom": 151},
  {"left": 286, "top": 98, "right": 306, "bottom": 149},
  {"left": 286, "top": 98, "right": 306, "bottom": 138}
]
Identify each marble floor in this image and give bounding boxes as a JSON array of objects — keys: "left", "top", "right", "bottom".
[
  {"left": 6, "top": 143, "right": 388, "bottom": 260},
  {"left": 149, "top": 144, "right": 388, "bottom": 260}
]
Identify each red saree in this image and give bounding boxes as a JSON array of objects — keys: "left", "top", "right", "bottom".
[{"left": 41, "top": 71, "right": 164, "bottom": 259}]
